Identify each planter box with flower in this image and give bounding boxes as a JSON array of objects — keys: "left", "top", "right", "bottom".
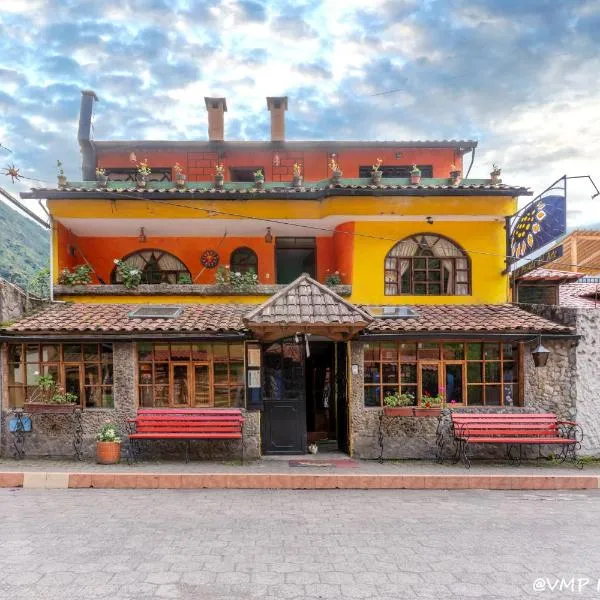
[
  {"left": 58, "top": 264, "right": 93, "bottom": 286},
  {"left": 96, "top": 423, "right": 121, "bottom": 464},
  {"left": 214, "top": 265, "right": 258, "bottom": 293},
  {"left": 113, "top": 259, "right": 142, "bottom": 289},
  {"left": 25, "top": 374, "right": 79, "bottom": 414},
  {"left": 383, "top": 391, "right": 444, "bottom": 417}
]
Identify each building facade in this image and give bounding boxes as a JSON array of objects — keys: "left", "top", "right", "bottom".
[{"left": 0, "top": 92, "right": 577, "bottom": 460}]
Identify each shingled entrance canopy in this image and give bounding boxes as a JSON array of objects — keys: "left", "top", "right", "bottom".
[{"left": 243, "top": 274, "right": 373, "bottom": 341}]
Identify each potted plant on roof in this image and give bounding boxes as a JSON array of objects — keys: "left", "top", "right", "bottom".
[
  {"left": 383, "top": 391, "right": 416, "bottom": 416},
  {"left": 57, "top": 160, "right": 67, "bottom": 187},
  {"left": 214, "top": 162, "right": 225, "bottom": 189},
  {"left": 25, "top": 374, "right": 79, "bottom": 414},
  {"left": 173, "top": 162, "right": 186, "bottom": 189},
  {"left": 254, "top": 168, "right": 265, "bottom": 190},
  {"left": 96, "top": 423, "right": 122, "bottom": 465},
  {"left": 490, "top": 163, "right": 502, "bottom": 185},
  {"left": 329, "top": 155, "right": 342, "bottom": 184},
  {"left": 449, "top": 163, "right": 461, "bottom": 186},
  {"left": 410, "top": 164, "right": 422, "bottom": 185},
  {"left": 130, "top": 153, "right": 151, "bottom": 188},
  {"left": 95, "top": 167, "right": 108, "bottom": 187},
  {"left": 371, "top": 158, "right": 383, "bottom": 185},
  {"left": 292, "top": 162, "right": 303, "bottom": 188}
]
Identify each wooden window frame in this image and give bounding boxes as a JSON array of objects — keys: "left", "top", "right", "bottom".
[
  {"left": 363, "top": 341, "right": 520, "bottom": 408},
  {"left": 110, "top": 249, "right": 191, "bottom": 285}
]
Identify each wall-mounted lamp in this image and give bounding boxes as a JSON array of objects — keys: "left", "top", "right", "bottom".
[
  {"left": 531, "top": 336, "right": 550, "bottom": 367},
  {"left": 425, "top": 216, "right": 434, "bottom": 225},
  {"left": 138, "top": 227, "right": 147, "bottom": 243},
  {"left": 265, "top": 227, "right": 273, "bottom": 243}
]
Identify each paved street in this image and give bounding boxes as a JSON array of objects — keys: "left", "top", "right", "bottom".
[{"left": 1, "top": 489, "right": 600, "bottom": 599}]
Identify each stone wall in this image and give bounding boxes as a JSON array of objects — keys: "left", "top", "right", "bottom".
[
  {"left": 0, "top": 277, "right": 47, "bottom": 324},
  {"left": 0, "top": 340, "right": 261, "bottom": 461}
]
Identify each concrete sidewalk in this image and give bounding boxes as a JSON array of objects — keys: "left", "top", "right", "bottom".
[{"left": 0, "top": 456, "right": 598, "bottom": 490}]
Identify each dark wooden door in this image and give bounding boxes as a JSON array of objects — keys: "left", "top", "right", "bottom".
[
  {"left": 335, "top": 342, "right": 349, "bottom": 453},
  {"left": 261, "top": 341, "right": 307, "bottom": 454}
]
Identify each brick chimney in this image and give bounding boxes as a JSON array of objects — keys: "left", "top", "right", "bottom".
[
  {"left": 266, "top": 96, "right": 288, "bottom": 142},
  {"left": 204, "top": 97, "right": 227, "bottom": 141}
]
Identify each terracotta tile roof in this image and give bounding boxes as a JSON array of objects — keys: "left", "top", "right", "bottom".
[
  {"left": 560, "top": 283, "right": 600, "bottom": 308},
  {"left": 516, "top": 268, "right": 583, "bottom": 282},
  {"left": 2, "top": 301, "right": 571, "bottom": 337},
  {"left": 244, "top": 274, "right": 373, "bottom": 327},
  {"left": 364, "top": 304, "right": 572, "bottom": 334},
  {"left": 3, "top": 303, "right": 249, "bottom": 334}
]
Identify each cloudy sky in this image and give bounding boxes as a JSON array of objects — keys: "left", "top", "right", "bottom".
[{"left": 0, "top": 0, "right": 599, "bottom": 225}]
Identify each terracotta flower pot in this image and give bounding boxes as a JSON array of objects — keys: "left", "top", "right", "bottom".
[
  {"left": 96, "top": 441, "right": 121, "bottom": 465},
  {"left": 410, "top": 174, "right": 421, "bottom": 184}
]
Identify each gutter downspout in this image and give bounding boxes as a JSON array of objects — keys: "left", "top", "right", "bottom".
[{"left": 78, "top": 90, "right": 98, "bottom": 181}]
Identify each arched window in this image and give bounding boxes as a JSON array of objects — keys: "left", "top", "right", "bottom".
[
  {"left": 230, "top": 247, "right": 258, "bottom": 275},
  {"left": 111, "top": 250, "right": 191, "bottom": 285},
  {"left": 384, "top": 234, "right": 470, "bottom": 296}
]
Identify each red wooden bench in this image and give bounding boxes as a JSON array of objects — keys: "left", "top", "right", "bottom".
[
  {"left": 127, "top": 408, "right": 245, "bottom": 463},
  {"left": 448, "top": 412, "right": 582, "bottom": 468}
]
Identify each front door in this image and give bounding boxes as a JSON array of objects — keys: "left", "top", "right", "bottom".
[{"left": 261, "top": 340, "right": 307, "bottom": 454}]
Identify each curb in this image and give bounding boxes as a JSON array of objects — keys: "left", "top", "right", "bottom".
[{"left": 0, "top": 472, "right": 598, "bottom": 490}]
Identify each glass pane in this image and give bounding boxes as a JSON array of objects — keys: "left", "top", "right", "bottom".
[
  {"left": 140, "top": 386, "right": 153, "bottom": 408},
  {"left": 467, "top": 343, "right": 483, "bottom": 360},
  {"left": 503, "top": 384, "right": 515, "bottom": 406},
  {"left": 9, "top": 344, "right": 22, "bottom": 362},
  {"left": 414, "top": 258, "right": 426, "bottom": 269},
  {"left": 421, "top": 364, "right": 439, "bottom": 399},
  {"left": 503, "top": 343, "right": 515, "bottom": 359},
  {"left": 443, "top": 343, "right": 464, "bottom": 360},
  {"left": 430, "top": 258, "right": 440, "bottom": 269},
  {"left": 400, "top": 363, "right": 417, "bottom": 384},
  {"left": 214, "top": 387, "right": 230, "bottom": 408},
  {"left": 64, "top": 365, "right": 81, "bottom": 401},
  {"left": 212, "top": 343, "right": 229, "bottom": 361},
  {"left": 26, "top": 363, "right": 41, "bottom": 386},
  {"left": 485, "top": 362, "right": 501, "bottom": 383},
  {"left": 170, "top": 344, "right": 190, "bottom": 360},
  {"left": 63, "top": 344, "right": 82, "bottom": 361},
  {"left": 101, "top": 344, "right": 113, "bottom": 361},
  {"left": 139, "top": 363, "right": 153, "bottom": 385},
  {"left": 193, "top": 365, "right": 210, "bottom": 407},
  {"left": 191, "top": 343, "right": 210, "bottom": 361},
  {"left": 84, "top": 365, "right": 100, "bottom": 386},
  {"left": 84, "top": 386, "right": 101, "bottom": 408},
  {"left": 383, "top": 386, "right": 399, "bottom": 401},
  {"left": 503, "top": 362, "right": 515, "bottom": 383},
  {"left": 418, "top": 343, "right": 439, "bottom": 360},
  {"left": 414, "top": 270, "right": 426, "bottom": 281},
  {"left": 26, "top": 344, "right": 39, "bottom": 363},
  {"left": 154, "top": 363, "right": 169, "bottom": 384},
  {"left": 83, "top": 344, "right": 99, "bottom": 361},
  {"left": 230, "top": 386, "right": 245, "bottom": 408},
  {"left": 364, "top": 364, "right": 380, "bottom": 384},
  {"left": 43, "top": 364, "right": 59, "bottom": 382},
  {"left": 229, "top": 362, "right": 244, "bottom": 385},
  {"left": 429, "top": 284, "right": 441, "bottom": 295},
  {"left": 42, "top": 344, "right": 60, "bottom": 362},
  {"left": 467, "top": 386, "right": 483, "bottom": 405},
  {"left": 153, "top": 344, "right": 170, "bottom": 361},
  {"left": 154, "top": 385, "right": 169, "bottom": 407},
  {"left": 101, "top": 364, "right": 113, "bottom": 386},
  {"left": 364, "top": 343, "right": 380, "bottom": 361},
  {"left": 138, "top": 343, "right": 153, "bottom": 361},
  {"left": 229, "top": 344, "right": 244, "bottom": 361},
  {"left": 9, "top": 363, "right": 24, "bottom": 385},
  {"left": 483, "top": 343, "right": 500, "bottom": 360},
  {"left": 398, "top": 343, "right": 416, "bottom": 360},
  {"left": 380, "top": 342, "right": 398, "bottom": 362},
  {"left": 364, "top": 386, "right": 380, "bottom": 407},
  {"left": 172, "top": 365, "right": 189, "bottom": 405},
  {"left": 9, "top": 387, "right": 25, "bottom": 408},
  {"left": 101, "top": 387, "right": 114, "bottom": 409},
  {"left": 456, "top": 284, "right": 469, "bottom": 295},
  {"left": 414, "top": 283, "right": 426, "bottom": 294},
  {"left": 467, "top": 362, "right": 483, "bottom": 383},
  {"left": 382, "top": 363, "right": 398, "bottom": 383},
  {"left": 485, "top": 385, "right": 501, "bottom": 406},
  {"left": 213, "top": 362, "right": 229, "bottom": 384},
  {"left": 445, "top": 364, "right": 463, "bottom": 404}
]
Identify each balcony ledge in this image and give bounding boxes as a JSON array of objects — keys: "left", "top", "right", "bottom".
[{"left": 53, "top": 283, "right": 352, "bottom": 297}]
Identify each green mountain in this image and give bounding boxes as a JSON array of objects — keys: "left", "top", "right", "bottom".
[{"left": 0, "top": 199, "right": 49, "bottom": 291}]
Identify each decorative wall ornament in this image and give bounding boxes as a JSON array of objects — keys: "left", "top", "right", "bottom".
[{"left": 200, "top": 249, "right": 220, "bottom": 269}]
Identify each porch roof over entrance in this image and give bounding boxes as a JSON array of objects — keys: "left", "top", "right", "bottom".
[{"left": 243, "top": 274, "right": 373, "bottom": 341}]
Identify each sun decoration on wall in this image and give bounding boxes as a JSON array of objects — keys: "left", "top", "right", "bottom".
[
  {"left": 2, "top": 163, "right": 23, "bottom": 183},
  {"left": 511, "top": 201, "right": 547, "bottom": 259},
  {"left": 200, "top": 249, "right": 220, "bottom": 269}
]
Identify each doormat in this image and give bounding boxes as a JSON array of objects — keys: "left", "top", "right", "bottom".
[{"left": 288, "top": 459, "right": 359, "bottom": 468}]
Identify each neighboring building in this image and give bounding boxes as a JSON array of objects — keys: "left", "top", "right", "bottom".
[
  {"left": 545, "top": 229, "right": 600, "bottom": 275},
  {"left": 0, "top": 91, "right": 577, "bottom": 460}
]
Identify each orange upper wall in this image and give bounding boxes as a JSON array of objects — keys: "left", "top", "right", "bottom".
[{"left": 97, "top": 147, "right": 463, "bottom": 183}]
